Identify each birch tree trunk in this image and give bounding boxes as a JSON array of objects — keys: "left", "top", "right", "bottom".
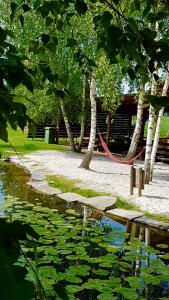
[
  {"left": 144, "top": 78, "right": 157, "bottom": 183},
  {"left": 60, "top": 99, "right": 77, "bottom": 152},
  {"left": 150, "top": 69, "right": 169, "bottom": 180},
  {"left": 144, "top": 21, "right": 160, "bottom": 183},
  {"left": 79, "top": 73, "right": 96, "bottom": 169},
  {"left": 126, "top": 85, "right": 145, "bottom": 160},
  {"left": 77, "top": 75, "right": 86, "bottom": 152}
]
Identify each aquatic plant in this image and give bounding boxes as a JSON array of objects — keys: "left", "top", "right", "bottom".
[{"left": 2, "top": 196, "right": 169, "bottom": 300}]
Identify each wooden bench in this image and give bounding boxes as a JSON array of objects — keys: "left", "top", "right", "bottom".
[{"left": 156, "top": 138, "right": 169, "bottom": 163}]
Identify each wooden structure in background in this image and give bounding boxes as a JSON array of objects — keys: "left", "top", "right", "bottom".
[
  {"left": 27, "top": 95, "right": 147, "bottom": 147},
  {"left": 156, "top": 138, "right": 169, "bottom": 163}
]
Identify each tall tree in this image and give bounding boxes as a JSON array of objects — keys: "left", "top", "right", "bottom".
[
  {"left": 126, "top": 85, "right": 145, "bottom": 160},
  {"left": 150, "top": 68, "right": 169, "bottom": 180},
  {"left": 79, "top": 73, "right": 96, "bottom": 169}
]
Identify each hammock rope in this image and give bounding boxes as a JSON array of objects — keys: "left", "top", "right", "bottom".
[{"left": 98, "top": 132, "right": 145, "bottom": 165}]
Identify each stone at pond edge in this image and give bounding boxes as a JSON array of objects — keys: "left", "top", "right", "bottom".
[
  {"left": 28, "top": 181, "right": 62, "bottom": 195},
  {"left": 59, "top": 192, "right": 87, "bottom": 202},
  {"left": 79, "top": 196, "right": 116, "bottom": 211},
  {"left": 106, "top": 208, "right": 144, "bottom": 221},
  {"left": 135, "top": 216, "right": 169, "bottom": 232}
]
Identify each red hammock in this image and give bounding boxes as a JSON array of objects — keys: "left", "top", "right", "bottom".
[{"left": 98, "top": 133, "right": 145, "bottom": 165}]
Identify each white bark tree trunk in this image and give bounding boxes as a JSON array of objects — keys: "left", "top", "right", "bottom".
[
  {"left": 79, "top": 73, "right": 96, "bottom": 169},
  {"left": 150, "top": 70, "right": 169, "bottom": 180},
  {"left": 144, "top": 21, "right": 160, "bottom": 183},
  {"left": 144, "top": 77, "right": 157, "bottom": 183},
  {"left": 60, "top": 99, "right": 77, "bottom": 152},
  {"left": 126, "top": 85, "right": 145, "bottom": 160},
  {"left": 77, "top": 75, "right": 86, "bottom": 152}
]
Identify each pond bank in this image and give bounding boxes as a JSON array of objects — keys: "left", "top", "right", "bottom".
[{"left": 11, "top": 150, "right": 169, "bottom": 217}]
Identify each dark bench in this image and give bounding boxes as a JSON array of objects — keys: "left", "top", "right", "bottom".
[{"left": 156, "top": 138, "right": 169, "bottom": 163}]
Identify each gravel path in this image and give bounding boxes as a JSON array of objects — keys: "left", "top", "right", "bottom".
[{"left": 12, "top": 150, "right": 169, "bottom": 216}]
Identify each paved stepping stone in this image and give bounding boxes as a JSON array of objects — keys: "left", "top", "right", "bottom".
[
  {"left": 28, "top": 181, "right": 62, "bottom": 195},
  {"left": 135, "top": 216, "right": 169, "bottom": 232},
  {"left": 59, "top": 192, "right": 87, "bottom": 202},
  {"left": 79, "top": 196, "right": 116, "bottom": 211},
  {"left": 106, "top": 208, "right": 144, "bottom": 221}
]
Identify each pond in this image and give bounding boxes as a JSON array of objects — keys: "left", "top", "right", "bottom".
[{"left": 1, "top": 162, "right": 169, "bottom": 300}]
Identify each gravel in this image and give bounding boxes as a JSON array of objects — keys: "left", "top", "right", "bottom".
[{"left": 11, "top": 150, "right": 169, "bottom": 216}]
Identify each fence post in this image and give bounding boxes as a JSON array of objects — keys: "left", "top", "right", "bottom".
[
  {"left": 130, "top": 166, "right": 135, "bottom": 195},
  {"left": 138, "top": 167, "right": 142, "bottom": 197},
  {"left": 142, "top": 169, "right": 145, "bottom": 190}
]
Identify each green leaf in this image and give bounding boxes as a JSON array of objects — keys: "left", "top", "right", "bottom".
[
  {"left": 46, "top": 16, "right": 53, "bottom": 26},
  {"left": 0, "top": 121, "right": 8, "bottom": 142},
  {"left": 119, "top": 287, "right": 138, "bottom": 300},
  {"left": 128, "top": 68, "right": 136, "bottom": 80},
  {"left": 19, "top": 15, "right": 24, "bottom": 26},
  {"left": 75, "top": 0, "right": 88, "bottom": 15},
  {"left": 41, "top": 34, "right": 50, "bottom": 45},
  {"left": 97, "top": 295, "right": 117, "bottom": 300},
  {"left": 22, "top": 4, "right": 31, "bottom": 12},
  {"left": 92, "top": 269, "right": 109, "bottom": 276},
  {"left": 65, "top": 274, "right": 82, "bottom": 283},
  {"left": 101, "top": 11, "right": 113, "bottom": 28},
  {"left": 66, "top": 285, "right": 83, "bottom": 294},
  {"left": 54, "top": 90, "right": 65, "bottom": 99},
  {"left": 146, "top": 95, "right": 169, "bottom": 111},
  {"left": 112, "top": 0, "right": 120, "bottom": 4},
  {"left": 10, "top": 2, "right": 18, "bottom": 22},
  {"left": 134, "top": 0, "right": 140, "bottom": 11},
  {"left": 157, "top": 244, "right": 169, "bottom": 249},
  {"left": 67, "top": 38, "right": 77, "bottom": 47},
  {"left": 143, "top": 2, "right": 151, "bottom": 18}
]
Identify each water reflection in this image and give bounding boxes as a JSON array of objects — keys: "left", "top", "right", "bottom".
[{"left": 0, "top": 162, "right": 82, "bottom": 213}]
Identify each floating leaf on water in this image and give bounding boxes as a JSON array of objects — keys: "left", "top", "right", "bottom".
[
  {"left": 92, "top": 269, "right": 109, "bottom": 276},
  {"left": 118, "top": 287, "right": 139, "bottom": 300},
  {"left": 65, "top": 274, "right": 82, "bottom": 283},
  {"left": 97, "top": 286, "right": 115, "bottom": 293},
  {"left": 124, "top": 277, "right": 142, "bottom": 289},
  {"left": 142, "top": 273, "right": 161, "bottom": 285},
  {"left": 38, "top": 266, "right": 57, "bottom": 279},
  {"left": 157, "top": 244, "right": 169, "bottom": 249},
  {"left": 66, "top": 255, "right": 80, "bottom": 261},
  {"left": 59, "top": 250, "right": 73, "bottom": 255},
  {"left": 66, "top": 285, "right": 83, "bottom": 294},
  {"left": 87, "top": 257, "right": 102, "bottom": 264},
  {"left": 66, "top": 209, "right": 80, "bottom": 216},
  {"left": 97, "top": 294, "right": 117, "bottom": 300},
  {"left": 67, "top": 265, "right": 91, "bottom": 276}
]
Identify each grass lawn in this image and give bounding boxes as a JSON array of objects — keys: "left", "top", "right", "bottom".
[
  {"left": 159, "top": 115, "right": 169, "bottom": 137},
  {"left": 133, "top": 115, "right": 169, "bottom": 138},
  {"left": 0, "top": 128, "right": 69, "bottom": 155},
  {"left": 48, "top": 175, "right": 111, "bottom": 198}
]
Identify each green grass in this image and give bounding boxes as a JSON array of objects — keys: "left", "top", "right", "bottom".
[
  {"left": 144, "top": 115, "right": 169, "bottom": 138},
  {"left": 145, "top": 213, "right": 169, "bottom": 224},
  {"left": 115, "top": 197, "right": 139, "bottom": 211},
  {"left": 0, "top": 128, "right": 69, "bottom": 155},
  {"left": 132, "top": 115, "right": 169, "bottom": 138},
  {"left": 48, "top": 175, "right": 110, "bottom": 198},
  {"left": 159, "top": 115, "right": 169, "bottom": 137},
  {"left": 116, "top": 197, "right": 169, "bottom": 223}
]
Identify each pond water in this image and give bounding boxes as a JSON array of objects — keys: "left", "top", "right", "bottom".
[
  {"left": 1, "top": 162, "right": 169, "bottom": 299},
  {"left": 0, "top": 161, "right": 168, "bottom": 249},
  {"left": 0, "top": 161, "right": 125, "bottom": 232}
]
